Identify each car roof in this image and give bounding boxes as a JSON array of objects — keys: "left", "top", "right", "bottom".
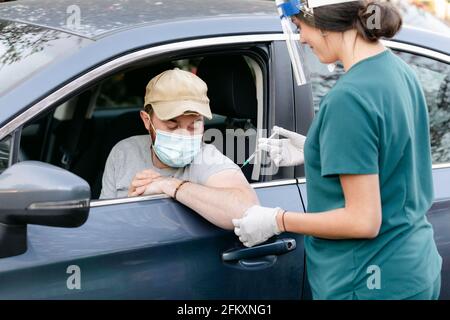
[
  {"left": 0, "top": 0, "right": 277, "bottom": 39},
  {"left": 0, "top": 0, "right": 448, "bottom": 55}
]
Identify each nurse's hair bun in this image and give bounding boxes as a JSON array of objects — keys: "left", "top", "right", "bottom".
[
  {"left": 297, "top": 1, "right": 402, "bottom": 42},
  {"left": 355, "top": 1, "right": 402, "bottom": 42}
]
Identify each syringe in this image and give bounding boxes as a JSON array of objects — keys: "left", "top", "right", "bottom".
[{"left": 241, "top": 131, "right": 278, "bottom": 168}]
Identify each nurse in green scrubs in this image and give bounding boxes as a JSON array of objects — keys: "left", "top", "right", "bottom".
[{"left": 233, "top": 0, "right": 442, "bottom": 300}]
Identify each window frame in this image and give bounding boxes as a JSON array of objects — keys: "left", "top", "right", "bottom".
[
  {"left": 0, "top": 134, "right": 11, "bottom": 174},
  {"left": 0, "top": 33, "right": 300, "bottom": 207},
  {"left": 0, "top": 129, "right": 21, "bottom": 174}
]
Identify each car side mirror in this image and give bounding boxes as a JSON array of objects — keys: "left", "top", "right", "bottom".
[{"left": 0, "top": 161, "right": 90, "bottom": 258}]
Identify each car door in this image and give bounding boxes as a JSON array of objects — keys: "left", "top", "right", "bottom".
[
  {"left": 299, "top": 38, "right": 450, "bottom": 299},
  {"left": 0, "top": 186, "right": 304, "bottom": 300},
  {"left": 0, "top": 35, "right": 307, "bottom": 299}
]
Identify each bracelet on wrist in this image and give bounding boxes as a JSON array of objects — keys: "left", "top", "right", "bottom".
[
  {"left": 173, "top": 180, "right": 188, "bottom": 200},
  {"left": 281, "top": 209, "right": 287, "bottom": 232}
]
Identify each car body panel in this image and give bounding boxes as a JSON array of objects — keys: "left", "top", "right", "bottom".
[{"left": 0, "top": 184, "right": 304, "bottom": 299}]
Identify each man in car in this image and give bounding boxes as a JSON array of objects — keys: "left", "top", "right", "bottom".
[{"left": 100, "top": 68, "right": 259, "bottom": 230}]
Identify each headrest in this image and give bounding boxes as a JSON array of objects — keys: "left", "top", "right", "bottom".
[
  {"left": 124, "top": 62, "right": 176, "bottom": 99},
  {"left": 197, "top": 55, "right": 257, "bottom": 120}
]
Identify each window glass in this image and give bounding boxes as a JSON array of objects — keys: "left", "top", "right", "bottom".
[
  {"left": 0, "top": 135, "right": 11, "bottom": 174},
  {"left": 95, "top": 58, "right": 203, "bottom": 110},
  {"left": 395, "top": 51, "right": 450, "bottom": 164},
  {"left": 307, "top": 47, "right": 450, "bottom": 164},
  {"left": 95, "top": 73, "right": 143, "bottom": 109},
  {"left": 14, "top": 53, "right": 265, "bottom": 200}
]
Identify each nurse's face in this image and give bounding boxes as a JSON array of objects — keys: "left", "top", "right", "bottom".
[{"left": 292, "top": 17, "right": 340, "bottom": 65}]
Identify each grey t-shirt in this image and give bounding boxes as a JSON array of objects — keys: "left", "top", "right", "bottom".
[{"left": 100, "top": 135, "right": 239, "bottom": 199}]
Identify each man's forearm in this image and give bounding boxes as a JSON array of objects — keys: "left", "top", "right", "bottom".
[{"left": 163, "top": 178, "right": 259, "bottom": 230}]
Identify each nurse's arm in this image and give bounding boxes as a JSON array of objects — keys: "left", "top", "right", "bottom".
[
  {"left": 160, "top": 169, "right": 259, "bottom": 230},
  {"left": 278, "top": 174, "right": 382, "bottom": 239}
]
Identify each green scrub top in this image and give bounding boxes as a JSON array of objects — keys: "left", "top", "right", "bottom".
[{"left": 303, "top": 49, "right": 442, "bottom": 300}]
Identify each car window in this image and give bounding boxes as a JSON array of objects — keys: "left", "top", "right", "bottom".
[
  {"left": 308, "top": 47, "right": 450, "bottom": 165},
  {"left": 95, "top": 58, "right": 203, "bottom": 110},
  {"left": 305, "top": 46, "right": 345, "bottom": 113},
  {"left": 395, "top": 51, "right": 450, "bottom": 165},
  {"left": 12, "top": 51, "right": 267, "bottom": 200},
  {"left": 94, "top": 55, "right": 261, "bottom": 182},
  {"left": 95, "top": 73, "right": 143, "bottom": 109},
  {"left": 0, "top": 136, "right": 10, "bottom": 174}
]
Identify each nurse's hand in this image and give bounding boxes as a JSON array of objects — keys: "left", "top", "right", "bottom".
[
  {"left": 258, "top": 126, "right": 306, "bottom": 167},
  {"left": 232, "top": 205, "right": 283, "bottom": 247}
]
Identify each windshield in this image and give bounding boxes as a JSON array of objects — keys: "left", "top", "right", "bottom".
[{"left": 0, "top": 20, "right": 91, "bottom": 97}]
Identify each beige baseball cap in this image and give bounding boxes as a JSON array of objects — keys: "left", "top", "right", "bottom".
[{"left": 144, "top": 68, "right": 213, "bottom": 120}]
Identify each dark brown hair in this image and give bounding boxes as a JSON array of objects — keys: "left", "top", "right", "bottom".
[
  {"left": 297, "top": 0, "right": 402, "bottom": 42},
  {"left": 144, "top": 104, "right": 153, "bottom": 115}
]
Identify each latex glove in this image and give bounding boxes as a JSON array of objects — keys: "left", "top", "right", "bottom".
[
  {"left": 258, "top": 126, "right": 306, "bottom": 167},
  {"left": 232, "top": 205, "right": 282, "bottom": 247}
]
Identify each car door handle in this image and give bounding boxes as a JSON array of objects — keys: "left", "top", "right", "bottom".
[{"left": 222, "top": 238, "right": 296, "bottom": 262}]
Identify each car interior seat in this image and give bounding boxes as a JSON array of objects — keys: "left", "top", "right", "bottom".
[{"left": 196, "top": 55, "right": 259, "bottom": 181}]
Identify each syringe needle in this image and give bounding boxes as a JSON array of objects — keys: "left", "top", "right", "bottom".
[{"left": 241, "top": 131, "right": 278, "bottom": 168}]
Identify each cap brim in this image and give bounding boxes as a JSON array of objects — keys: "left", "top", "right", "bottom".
[{"left": 151, "top": 100, "right": 213, "bottom": 120}]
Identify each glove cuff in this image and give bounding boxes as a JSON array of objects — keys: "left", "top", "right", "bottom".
[{"left": 272, "top": 207, "right": 283, "bottom": 235}]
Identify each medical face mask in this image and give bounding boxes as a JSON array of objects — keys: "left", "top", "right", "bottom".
[{"left": 149, "top": 119, "right": 203, "bottom": 168}]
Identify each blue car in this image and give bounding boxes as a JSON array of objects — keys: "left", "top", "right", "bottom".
[{"left": 0, "top": 0, "right": 449, "bottom": 299}]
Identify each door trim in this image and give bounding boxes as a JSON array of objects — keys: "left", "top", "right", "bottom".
[
  {"left": 382, "top": 40, "right": 450, "bottom": 63},
  {"left": 90, "top": 179, "right": 298, "bottom": 208}
]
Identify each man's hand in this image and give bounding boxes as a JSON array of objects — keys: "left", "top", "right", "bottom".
[
  {"left": 232, "top": 205, "right": 283, "bottom": 247},
  {"left": 128, "top": 169, "right": 162, "bottom": 197},
  {"left": 143, "top": 177, "right": 182, "bottom": 196}
]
